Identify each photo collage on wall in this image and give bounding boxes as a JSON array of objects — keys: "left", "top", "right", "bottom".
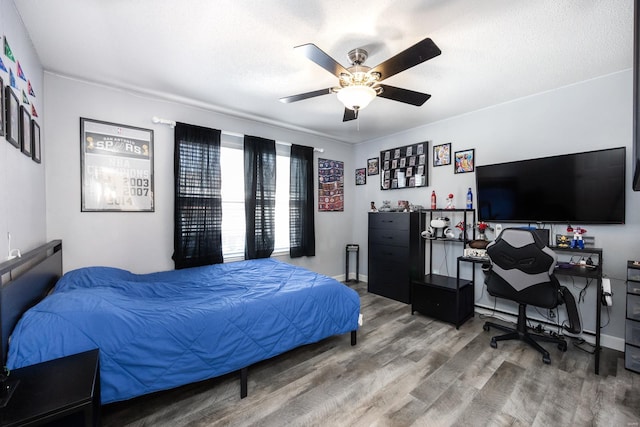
[
  {"left": 1, "top": 35, "right": 41, "bottom": 163},
  {"left": 318, "top": 158, "right": 344, "bottom": 211},
  {"left": 380, "top": 142, "right": 428, "bottom": 190}
]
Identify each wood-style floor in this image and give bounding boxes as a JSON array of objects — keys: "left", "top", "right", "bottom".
[{"left": 102, "top": 281, "right": 639, "bottom": 426}]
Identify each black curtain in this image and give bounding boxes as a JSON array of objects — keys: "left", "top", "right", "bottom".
[
  {"left": 289, "top": 144, "right": 315, "bottom": 257},
  {"left": 173, "top": 122, "right": 223, "bottom": 269},
  {"left": 244, "top": 135, "right": 276, "bottom": 259}
]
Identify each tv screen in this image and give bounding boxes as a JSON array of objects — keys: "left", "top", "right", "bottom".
[{"left": 476, "top": 147, "right": 626, "bottom": 224}]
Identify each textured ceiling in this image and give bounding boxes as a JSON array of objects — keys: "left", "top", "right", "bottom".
[{"left": 14, "top": 0, "right": 633, "bottom": 143}]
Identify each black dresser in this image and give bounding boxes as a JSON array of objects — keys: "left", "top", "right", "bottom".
[
  {"left": 368, "top": 212, "right": 421, "bottom": 303},
  {"left": 626, "top": 261, "right": 640, "bottom": 373}
]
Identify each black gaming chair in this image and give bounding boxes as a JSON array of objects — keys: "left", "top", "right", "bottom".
[{"left": 483, "top": 228, "right": 581, "bottom": 364}]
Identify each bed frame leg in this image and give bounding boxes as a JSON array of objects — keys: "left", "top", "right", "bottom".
[
  {"left": 351, "top": 330, "right": 357, "bottom": 346},
  {"left": 240, "top": 367, "right": 248, "bottom": 398}
]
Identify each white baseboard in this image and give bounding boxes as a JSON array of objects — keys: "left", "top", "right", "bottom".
[
  {"left": 339, "top": 283, "right": 625, "bottom": 352},
  {"left": 338, "top": 274, "right": 368, "bottom": 284},
  {"left": 475, "top": 306, "right": 624, "bottom": 351},
  {"left": 600, "top": 334, "right": 625, "bottom": 352}
]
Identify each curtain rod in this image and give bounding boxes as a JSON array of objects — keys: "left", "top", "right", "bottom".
[{"left": 151, "top": 116, "right": 324, "bottom": 153}]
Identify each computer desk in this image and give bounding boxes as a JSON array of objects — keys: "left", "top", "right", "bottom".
[
  {"left": 551, "top": 245, "right": 603, "bottom": 375},
  {"left": 458, "top": 245, "right": 603, "bottom": 374}
]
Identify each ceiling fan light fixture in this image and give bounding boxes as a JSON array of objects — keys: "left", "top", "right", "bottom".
[{"left": 337, "top": 85, "right": 377, "bottom": 111}]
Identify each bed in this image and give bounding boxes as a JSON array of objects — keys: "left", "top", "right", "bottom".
[{"left": 1, "top": 241, "right": 360, "bottom": 404}]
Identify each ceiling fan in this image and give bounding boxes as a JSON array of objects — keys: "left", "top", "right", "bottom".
[{"left": 280, "top": 37, "right": 441, "bottom": 122}]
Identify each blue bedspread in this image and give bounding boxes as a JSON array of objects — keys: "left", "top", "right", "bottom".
[{"left": 7, "top": 258, "right": 360, "bottom": 403}]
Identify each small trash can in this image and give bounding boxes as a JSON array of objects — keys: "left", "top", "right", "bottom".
[{"left": 345, "top": 244, "right": 359, "bottom": 283}]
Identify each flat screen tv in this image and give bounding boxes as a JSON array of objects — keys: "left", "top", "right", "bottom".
[{"left": 476, "top": 147, "right": 625, "bottom": 224}]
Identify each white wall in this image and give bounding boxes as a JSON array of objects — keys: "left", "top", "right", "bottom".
[
  {"left": 5, "top": 0, "right": 637, "bottom": 346},
  {"left": 354, "top": 70, "right": 640, "bottom": 347},
  {"left": 0, "top": 0, "right": 45, "bottom": 259},
  {"left": 44, "top": 74, "right": 354, "bottom": 276}
]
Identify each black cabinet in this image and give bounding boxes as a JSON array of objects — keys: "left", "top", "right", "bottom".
[
  {"left": 0, "top": 349, "right": 100, "bottom": 426},
  {"left": 626, "top": 261, "right": 640, "bottom": 373},
  {"left": 368, "top": 212, "right": 421, "bottom": 304},
  {"left": 412, "top": 274, "right": 474, "bottom": 326},
  {"left": 411, "top": 209, "right": 475, "bottom": 328}
]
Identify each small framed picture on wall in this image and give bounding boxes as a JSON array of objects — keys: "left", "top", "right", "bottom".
[
  {"left": 0, "top": 76, "right": 4, "bottom": 137},
  {"left": 367, "top": 157, "right": 379, "bottom": 175},
  {"left": 20, "top": 105, "right": 32, "bottom": 157},
  {"left": 32, "top": 120, "right": 41, "bottom": 163},
  {"left": 355, "top": 168, "right": 366, "bottom": 185},
  {"left": 454, "top": 148, "right": 475, "bottom": 173},
  {"left": 5, "top": 86, "right": 19, "bottom": 148},
  {"left": 433, "top": 143, "right": 451, "bottom": 166}
]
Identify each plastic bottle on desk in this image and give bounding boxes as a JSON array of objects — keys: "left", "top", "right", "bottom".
[
  {"left": 466, "top": 188, "right": 473, "bottom": 209},
  {"left": 431, "top": 191, "right": 436, "bottom": 209}
]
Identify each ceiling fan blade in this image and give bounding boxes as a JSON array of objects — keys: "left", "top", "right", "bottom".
[
  {"left": 343, "top": 108, "right": 358, "bottom": 122},
  {"left": 279, "top": 88, "right": 334, "bottom": 104},
  {"left": 377, "top": 84, "right": 431, "bottom": 106},
  {"left": 370, "top": 38, "right": 441, "bottom": 81},
  {"left": 295, "top": 43, "right": 351, "bottom": 78}
]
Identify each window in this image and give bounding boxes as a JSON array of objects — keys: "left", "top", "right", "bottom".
[
  {"left": 173, "top": 123, "right": 223, "bottom": 269},
  {"left": 220, "top": 135, "right": 290, "bottom": 259}
]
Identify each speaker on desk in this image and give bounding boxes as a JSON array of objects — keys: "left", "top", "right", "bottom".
[{"left": 531, "top": 228, "right": 550, "bottom": 246}]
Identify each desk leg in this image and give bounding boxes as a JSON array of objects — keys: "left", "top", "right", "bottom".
[
  {"left": 595, "top": 278, "right": 602, "bottom": 375},
  {"left": 456, "top": 258, "right": 461, "bottom": 329}
]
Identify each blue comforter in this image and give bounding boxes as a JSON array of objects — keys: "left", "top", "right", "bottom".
[{"left": 7, "top": 258, "right": 360, "bottom": 403}]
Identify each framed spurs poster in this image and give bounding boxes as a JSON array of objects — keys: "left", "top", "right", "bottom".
[{"left": 80, "top": 118, "right": 154, "bottom": 212}]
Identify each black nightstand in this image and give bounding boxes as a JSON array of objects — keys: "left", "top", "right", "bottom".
[{"left": 0, "top": 349, "right": 100, "bottom": 427}]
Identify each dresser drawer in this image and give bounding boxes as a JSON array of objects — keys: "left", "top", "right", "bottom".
[
  {"left": 625, "top": 344, "right": 640, "bottom": 373},
  {"left": 369, "top": 228, "right": 411, "bottom": 247},
  {"left": 369, "top": 213, "right": 410, "bottom": 231},
  {"left": 626, "top": 319, "right": 640, "bottom": 347},
  {"left": 628, "top": 294, "right": 640, "bottom": 321},
  {"left": 368, "top": 264, "right": 410, "bottom": 304},
  {"left": 369, "top": 244, "right": 410, "bottom": 263},
  {"left": 628, "top": 281, "right": 640, "bottom": 296}
]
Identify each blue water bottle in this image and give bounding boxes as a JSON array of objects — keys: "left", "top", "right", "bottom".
[{"left": 466, "top": 188, "right": 473, "bottom": 209}]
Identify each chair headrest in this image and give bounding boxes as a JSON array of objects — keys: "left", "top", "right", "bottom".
[
  {"left": 499, "top": 229, "right": 538, "bottom": 248},
  {"left": 487, "top": 228, "right": 557, "bottom": 276}
]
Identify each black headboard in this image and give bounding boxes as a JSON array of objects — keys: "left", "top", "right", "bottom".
[{"left": 0, "top": 240, "right": 62, "bottom": 369}]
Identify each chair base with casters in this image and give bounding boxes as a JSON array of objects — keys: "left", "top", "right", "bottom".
[{"left": 483, "top": 303, "right": 567, "bottom": 364}]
